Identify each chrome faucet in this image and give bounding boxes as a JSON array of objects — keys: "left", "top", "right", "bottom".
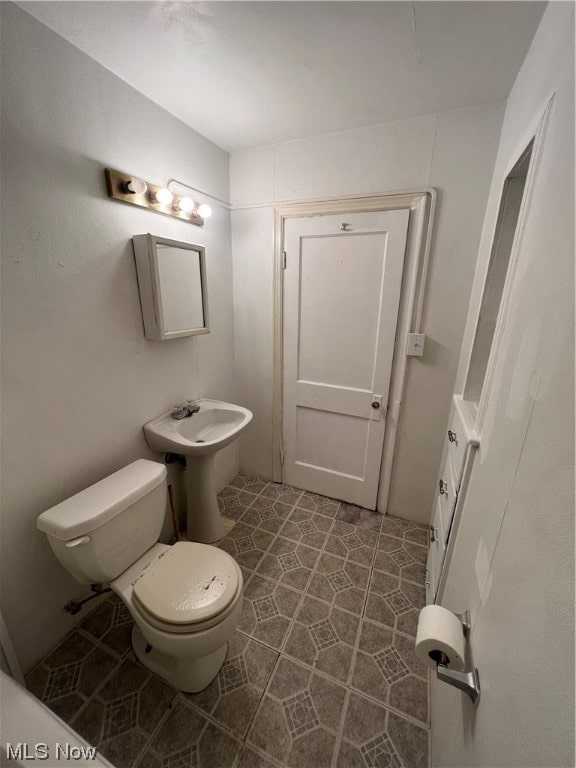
[{"left": 171, "top": 400, "right": 201, "bottom": 420}]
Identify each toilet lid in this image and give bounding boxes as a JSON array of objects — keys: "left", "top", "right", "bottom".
[{"left": 132, "top": 541, "right": 239, "bottom": 625}]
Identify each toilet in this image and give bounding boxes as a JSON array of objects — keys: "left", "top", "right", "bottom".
[{"left": 36, "top": 459, "right": 243, "bottom": 693}]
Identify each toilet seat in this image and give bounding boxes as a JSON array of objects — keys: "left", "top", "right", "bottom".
[{"left": 131, "top": 541, "right": 242, "bottom": 635}]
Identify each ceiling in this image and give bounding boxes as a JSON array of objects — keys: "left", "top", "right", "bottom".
[{"left": 18, "top": 1, "right": 546, "bottom": 152}]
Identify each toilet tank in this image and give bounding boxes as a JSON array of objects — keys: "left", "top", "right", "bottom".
[{"left": 37, "top": 460, "right": 167, "bottom": 585}]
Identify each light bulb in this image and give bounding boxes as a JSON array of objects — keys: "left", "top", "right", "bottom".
[
  {"left": 154, "top": 188, "right": 173, "bottom": 206},
  {"left": 196, "top": 203, "right": 212, "bottom": 219},
  {"left": 175, "top": 196, "right": 195, "bottom": 214},
  {"left": 125, "top": 177, "right": 147, "bottom": 195}
]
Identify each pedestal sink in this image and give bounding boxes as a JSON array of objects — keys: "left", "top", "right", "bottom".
[{"left": 143, "top": 399, "right": 253, "bottom": 542}]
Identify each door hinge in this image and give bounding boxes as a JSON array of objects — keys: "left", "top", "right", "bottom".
[
  {"left": 282, "top": 251, "right": 287, "bottom": 269},
  {"left": 280, "top": 449, "right": 285, "bottom": 465}
]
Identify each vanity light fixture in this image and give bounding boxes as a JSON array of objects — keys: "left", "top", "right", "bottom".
[
  {"left": 125, "top": 177, "right": 147, "bottom": 195},
  {"left": 104, "top": 168, "right": 207, "bottom": 226},
  {"left": 153, "top": 187, "right": 174, "bottom": 206},
  {"left": 175, "top": 196, "right": 196, "bottom": 214},
  {"left": 196, "top": 203, "right": 212, "bottom": 219}
]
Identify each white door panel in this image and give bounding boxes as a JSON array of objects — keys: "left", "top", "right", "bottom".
[
  {"left": 296, "top": 381, "right": 372, "bottom": 418},
  {"left": 283, "top": 210, "right": 409, "bottom": 508},
  {"left": 297, "top": 233, "right": 389, "bottom": 388}
]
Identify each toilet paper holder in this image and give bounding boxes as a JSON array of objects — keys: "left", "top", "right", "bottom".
[{"left": 432, "top": 611, "right": 481, "bottom": 706}]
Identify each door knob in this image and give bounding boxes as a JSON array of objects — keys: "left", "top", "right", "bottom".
[{"left": 371, "top": 401, "right": 380, "bottom": 409}]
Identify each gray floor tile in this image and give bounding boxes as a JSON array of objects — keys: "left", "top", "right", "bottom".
[
  {"left": 256, "top": 536, "right": 320, "bottom": 591},
  {"left": 218, "top": 487, "right": 261, "bottom": 520},
  {"left": 219, "top": 522, "right": 275, "bottom": 572},
  {"left": 278, "top": 507, "right": 333, "bottom": 550},
  {"left": 247, "top": 657, "right": 346, "bottom": 768},
  {"left": 323, "top": 520, "right": 378, "bottom": 567},
  {"left": 381, "top": 516, "right": 430, "bottom": 547},
  {"left": 182, "top": 631, "right": 278, "bottom": 738},
  {"left": 296, "top": 492, "right": 340, "bottom": 518},
  {"left": 351, "top": 619, "right": 428, "bottom": 724},
  {"left": 236, "top": 745, "right": 286, "bottom": 768},
  {"left": 239, "top": 496, "right": 293, "bottom": 535},
  {"left": 136, "top": 699, "right": 241, "bottom": 768},
  {"left": 337, "top": 691, "right": 428, "bottom": 768},
  {"left": 378, "top": 533, "right": 428, "bottom": 566},
  {"left": 364, "top": 569, "right": 426, "bottom": 638},
  {"left": 79, "top": 596, "right": 134, "bottom": 657},
  {"left": 25, "top": 631, "right": 118, "bottom": 723},
  {"left": 238, "top": 574, "right": 302, "bottom": 651},
  {"left": 307, "top": 552, "right": 370, "bottom": 616},
  {"left": 260, "top": 483, "right": 303, "bottom": 506},
  {"left": 336, "top": 503, "right": 384, "bottom": 531},
  {"left": 373, "top": 547, "right": 427, "bottom": 585},
  {"left": 228, "top": 473, "right": 268, "bottom": 495},
  {"left": 100, "top": 729, "right": 151, "bottom": 768},
  {"left": 283, "top": 595, "right": 360, "bottom": 684},
  {"left": 71, "top": 657, "right": 176, "bottom": 758}
]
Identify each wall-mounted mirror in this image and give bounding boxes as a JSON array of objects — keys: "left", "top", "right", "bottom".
[{"left": 132, "top": 234, "right": 209, "bottom": 340}]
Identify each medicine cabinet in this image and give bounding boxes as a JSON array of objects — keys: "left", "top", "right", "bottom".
[{"left": 133, "top": 234, "right": 209, "bottom": 340}]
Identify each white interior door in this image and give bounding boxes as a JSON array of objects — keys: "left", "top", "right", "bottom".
[{"left": 282, "top": 209, "right": 409, "bottom": 509}]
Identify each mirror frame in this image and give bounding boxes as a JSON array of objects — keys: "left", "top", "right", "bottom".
[{"left": 133, "top": 234, "right": 209, "bottom": 340}]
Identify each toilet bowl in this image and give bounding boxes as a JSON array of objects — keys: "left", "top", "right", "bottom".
[{"left": 37, "top": 460, "right": 242, "bottom": 693}]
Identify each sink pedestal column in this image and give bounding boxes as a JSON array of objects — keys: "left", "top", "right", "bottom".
[{"left": 185, "top": 455, "right": 225, "bottom": 543}]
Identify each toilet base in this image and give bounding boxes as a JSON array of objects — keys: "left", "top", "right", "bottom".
[{"left": 132, "top": 625, "right": 227, "bottom": 693}]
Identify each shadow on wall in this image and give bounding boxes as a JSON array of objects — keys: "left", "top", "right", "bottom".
[{"left": 413, "top": 336, "right": 443, "bottom": 368}]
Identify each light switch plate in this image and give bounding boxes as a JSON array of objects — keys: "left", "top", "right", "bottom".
[{"left": 407, "top": 333, "right": 426, "bottom": 356}]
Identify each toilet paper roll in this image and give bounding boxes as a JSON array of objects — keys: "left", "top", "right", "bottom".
[{"left": 415, "top": 605, "right": 466, "bottom": 671}]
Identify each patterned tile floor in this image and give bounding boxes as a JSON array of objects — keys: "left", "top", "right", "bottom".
[{"left": 26, "top": 474, "right": 430, "bottom": 768}]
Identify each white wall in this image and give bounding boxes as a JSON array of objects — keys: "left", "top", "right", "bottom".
[
  {"left": 432, "top": 4, "right": 575, "bottom": 766},
  {"left": 230, "top": 102, "right": 504, "bottom": 523},
  {"left": 0, "top": 4, "right": 237, "bottom": 671}
]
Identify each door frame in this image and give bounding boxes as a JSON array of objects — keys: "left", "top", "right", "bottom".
[{"left": 272, "top": 189, "right": 437, "bottom": 513}]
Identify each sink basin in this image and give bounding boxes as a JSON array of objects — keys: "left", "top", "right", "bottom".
[
  {"left": 143, "top": 399, "right": 253, "bottom": 543},
  {"left": 144, "top": 399, "right": 252, "bottom": 456}
]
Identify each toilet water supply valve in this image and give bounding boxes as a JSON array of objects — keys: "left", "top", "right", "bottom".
[{"left": 64, "top": 584, "right": 111, "bottom": 615}]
